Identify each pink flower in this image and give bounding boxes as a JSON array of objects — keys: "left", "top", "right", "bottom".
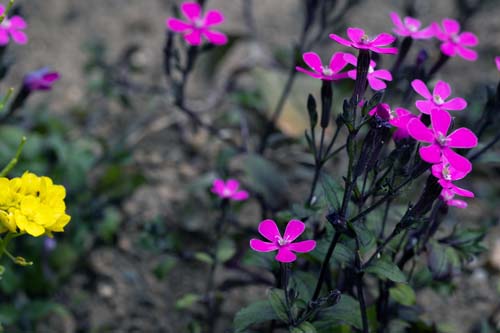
[
  {"left": 166, "top": 1, "right": 227, "bottom": 46},
  {"left": 249, "top": 219, "right": 316, "bottom": 263},
  {"left": 432, "top": 158, "right": 469, "bottom": 182},
  {"left": 411, "top": 79, "right": 467, "bottom": 114},
  {"left": 495, "top": 56, "right": 500, "bottom": 72},
  {"left": 211, "top": 178, "right": 249, "bottom": 201},
  {"left": 0, "top": 4, "right": 28, "bottom": 45},
  {"left": 23, "top": 68, "right": 60, "bottom": 91},
  {"left": 433, "top": 18, "right": 478, "bottom": 61},
  {"left": 344, "top": 53, "right": 393, "bottom": 90},
  {"left": 407, "top": 108, "right": 477, "bottom": 172},
  {"left": 329, "top": 27, "right": 397, "bottom": 54},
  {"left": 439, "top": 179, "right": 474, "bottom": 208},
  {"left": 295, "top": 52, "right": 349, "bottom": 81},
  {"left": 389, "top": 12, "right": 434, "bottom": 39},
  {"left": 369, "top": 103, "right": 391, "bottom": 120},
  {"left": 389, "top": 107, "right": 418, "bottom": 140}
]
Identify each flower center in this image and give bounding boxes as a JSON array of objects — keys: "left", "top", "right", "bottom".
[
  {"left": 450, "top": 34, "right": 460, "bottom": 44},
  {"left": 222, "top": 188, "right": 232, "bottom": 197},
  {"left": 442, "top": 164, "right": 452, "bottom": 180},
  {"left": 407, "top": 24, "right": 418, "bottom": 32},
  {"left": 193, "top": 18, "right": 204, "bottom": 28},
  {"left": 368, "top": 66, "right": 374, "bottom": 74},
  {"left": 276, "top": 235, "right": 291, "bottom": 246},
  {"left": 360, "top": 34, "right": 371, "bottom": 43},
  {"left": 321, "top": 66, "right": 333, "bottom": 76},
  {"left": 0, "top": 18, "right": 10, "bottom": 28},
  {"left": 433, "top": 94, "right": 444, "bottom": 105},
  {"left": 437, "top": 132, "right": 449, "bottom": 146}
]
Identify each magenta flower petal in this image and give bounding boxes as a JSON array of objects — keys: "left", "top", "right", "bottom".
[
  {"left": 250, "top": 239, "right": 278, "bottom": 252},
  {"left": 419, "top": 144, "right": 441, "bottom": 163},
  {"left": 368, "top": 77, "right": 387, "bottom": 90},
  {"left": 434, "top": 81, "right": 451, "bottom": 100},
  {"left": 295, "top": 67, "right": 323, "bottom": 79},
  {"left": 276, "top": 248, "right": 297, "bottom": 263},
  {"left": 347, "top": 27, "right": 365, "bottom": 42},
  {"left": 390, "top": 12, "right": 405, "bottom": 31},
  {"left": 451, "top": 185, "right": 474, "bottom": 198},
  {"left": 0, "top": 4, "right": 4, "bottom": 15},
  {"left": 181, "top": 2, "right": 202, "bottom": 21},
  {"left": 9, "top": 16, "right": 26, "bottom": 29},
  {"left": 0, "top": 30, "right": 8, "bottom": 45},
  {"left": 288, "top": 240, "right": 316, "bottom": 253},
  {"left": 283, "top": 220, "right": 305, "bottom": 242},
  {"left": 371, "top": 33, "right": 396, "bottom": 46},
  {"left": 211, "top": 179, "right": 224, "bottom": 193},
  {"left": 447, "top": 128, "right": 478, "bottom": 148},
  {"left": 407, "top": 118, "right": 434, "bottom": 142},
  {"left": 412, "top": 26, "right": 435, "bottom": 39},
  {"left": 258, "top": 219, "right": 281, "bottom": 242},
  {"left": 203, "top": 29, "right": 227, "bottom": 44},
  {"left": 442, "top": 18, "right": 460, "bottom": 35},
  {"left": 404, "top": 17, "right": 421, "bottom": 30},
  {"left": 303, "top": 52, "right": 323, "bottom": 73},
  {"left": 231, "top": 190, "right": 249, "bottom": 201},
  {"left": 495, "top": 57, "right": 500, "bottom": 71},
  {"left": 456, "top": 46, "right": 477, "bottom": 61},
  {"left": 459, "top": 32, "right": 478, "bottom": 46},
  {"left": 329, "top": 52, "right": 347, "bottom": 73},
  {"left": 442, "top": 148, "right": 472, "bottom": 173},
  {"left": 442, "top": 97, "right": 467, "bottom": 111},
  {"left": 167, "top": 18, "right": 192, "bottom": 32},
  {"left": 372, "top": 69, "right": 392, "bottom": 81},
  {"left": 440, "top": 42, "right": 457, "bottom": 57},
  {"left": 430, "top": 109, "right": 451, "bottom": 136},
  {"left": 204, "top": 10, "right": 224, "bottom": 26},
  {"left": 10, "top": 30, "right": 27, "bottom": 44},
  {"left": 184, "top": 30, "right": 202, "bottom": 45},
  {"left": 448, "top": 199, "right": 467, "bottom": 208},
  {"left": 370, "top": 46, "right": 398, "bottom": 54},
  {"left": 415, "top": 100, "right": 434, "bottom": 114},
  {"left": 411, "top": 79, "right": 432, "bottom": 99},
  {"left": 329, "top": 33, "right": 354, "bottom": 48}
]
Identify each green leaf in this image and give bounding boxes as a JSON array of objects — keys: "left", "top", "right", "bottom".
[
  {"left": 291, "top": 321, "right": 317, "bottom": 333},
  {"left": 315, "top": 295, "right": 362, "bottom": 330},
  {"left": 216, "top": 238, "right": 236, "bottom": 263},
  {"left": 153, "top": 256, "right": 177, "bottom": 280},
  {"left": 365, "top": 256, "right": 407, "bottom": 283},
  {"left": 427, "top": 241, "right": 460, "bottom": 279},
  {"left": 233, "top": 300, "right": 278, "bottom": 333},
  {"left": 389, "top": 283, "right": 416, "bottom": 306},
  {"left": 194, "top": 252, "right": 213, "bottom": 265},
  {"left": 176, "top": 293, "right": 201, "bottom": 310},
  {"left": 268, "top": 288, "right": 289, "bottom": 323}
]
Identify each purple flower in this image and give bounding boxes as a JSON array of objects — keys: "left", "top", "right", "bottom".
[
  {"left": 250, "top": 219, "right": 316, "bottom": 263},
  {"left": 0, "top": 4, "right": 28, "bottom": 45},
  {"left": 330, "top": 27, "right": 398, "bottom": 54},
  {"left": 166, "top": 1, "right": 227, "bottom": 46},
  {"left": 344, "top": 53, "right": 393, "bottom": 90},
  {"left": 24, "top": 68, "right": 60, "bottom": 91},
  {"left": 433, "top": 18, "right": 478, "bottom": 61},
  {"left": 211, "top": 178, "right": 249, "bottom": 201},
  {"left": 411, "top": 79, "right": 467, "bottom": 114},
  {"left": 389, "top": 12, "right": 434, "bottom": 39},
  {"left": 295, "top": 52, "right": 349, "bottom": 81}
]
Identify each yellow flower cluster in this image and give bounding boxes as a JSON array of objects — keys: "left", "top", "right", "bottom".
[{"left": 0, "top": 172, "right": 70, "bottom": 237}]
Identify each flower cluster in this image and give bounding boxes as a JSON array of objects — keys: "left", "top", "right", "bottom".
[{"left": 0, "top": 172, "right": 71, "bottom": 237}]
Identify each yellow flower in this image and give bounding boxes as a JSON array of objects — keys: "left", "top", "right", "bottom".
[{"left": 0, "top": 172, "right": 71, "bottom": 237}]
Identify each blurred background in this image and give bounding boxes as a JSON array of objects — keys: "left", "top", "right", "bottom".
[{"left": 1, "top": 0, "right": 500, "bottom": 332}]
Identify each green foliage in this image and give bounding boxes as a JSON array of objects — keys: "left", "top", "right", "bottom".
[
  {"left": 233, "top": 300, "right": 278, "bottom": 333},
  {"left": 365, "top": 256, "right": 407, "bottom": 283},
  {"left": 389, "top": 283, "right": 416, "bottom": 306},
  {"left": 314, "top": 295, "right": 363, "bottom": 330}
]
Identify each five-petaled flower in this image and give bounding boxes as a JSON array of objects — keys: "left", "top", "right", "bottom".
[
  {"left": 295, "top": 52, "right": 349, "bottom": 81},
  {"left": 411, "top": 79, "right": 467, "bottom": 114},
  {"left": 0, "top": 4, "right": 28, "bottom": 45},
  {"left": 24, "top": 68, "right": 60, "bottom": 91},
  {"left": 389, "top": 12, "right": 434, "bottom": 39},
  {"left": 344, "top": 53, "right": 393, "bottom": 90},
  {"left": 433, "top": 18, "right": 478, "bottom": 61},
  {"left": 407, "top": 108, "right": 477, "bottom": 173},
  {"left": 166, "top": 1, "right": 227, "bottom": 46},
  {"left": 211, "top": 178, "right": 249, "bottom": 201},
  {"left": 250, "top": 219, "right": 316, "bottom": 263},
  {"left": 330, "top": 27, "right": 397, "bottom": 54},
  {"left": 438, "top": 179, "right": 474, "bottom": 209}
]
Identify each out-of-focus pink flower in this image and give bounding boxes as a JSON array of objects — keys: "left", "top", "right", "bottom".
[
  {"left": 368, "top": 103, "right": 391, "bottom": 120},
  {"left": 24, "top": 68, "right": 60, "bottom": 91},
  {"left": 211, "top": 178, "right": 249, "bottom": 201},
  {"left": 433, "top": 18, "right": 478, "bottom": 61},
  {"left": 439, "top": 179, "right": 474, "bottom": 208},
  {"left": 0, "top": 4, "right": 28, "bottom": 45},
  {"left": 330, "top": 27, "right": 397, "bottom": 54},
  {"left": 389, "top": 12, "right": 434, "bottom": 39},
  {"left": 295, "top": 52, "right": 349, "bottom": 81},
  {"left": 166, "top": 1, "right": 227, "bottom": 46},
  {"left": 389, "top": 107, "right": 418, "bottom": 140},
  {"left": 344, "top": 53, "right": 393, "bottom": 90},
  {"left": 250, "top": 219, "right": 316, "bottom": 263},
  {"left": 495, "top": 56, "right": 500, "bottom": 72},
  {"left": 411, "top": 79, "right": 467, "bottom": 114},
  {"left": 407, "top": 108, "right": 477, "bottom": 172}
]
